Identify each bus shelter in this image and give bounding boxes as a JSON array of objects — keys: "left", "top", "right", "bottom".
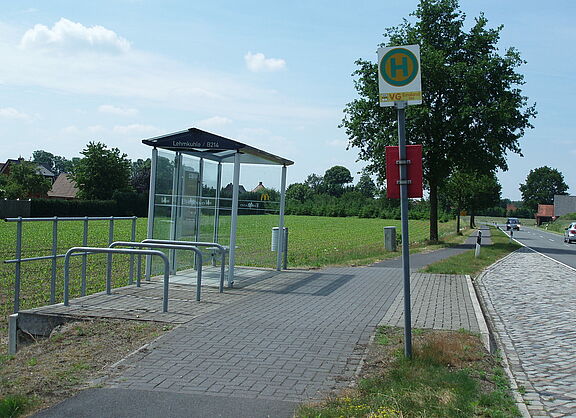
[{"left": 142, "top": 128, "right": 293, "bottom": 287}]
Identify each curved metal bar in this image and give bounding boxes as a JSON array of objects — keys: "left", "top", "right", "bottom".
[
  {"left": 110, "top": 241, "right": 203, "bottom": 301},
  {"left": 64, "top": 247, "right": 170, "bottom": 312},
  {"left": 142, "top": 239, "right": 227, "bottom": 293}
]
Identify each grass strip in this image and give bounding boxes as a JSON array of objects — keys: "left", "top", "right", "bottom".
[
  {"left": 298, "top": 327, "right": 520, "bottom": 417},
  {"left": 0, "top": 319, "right": 171, "bottom": 417},
  {"left": 420, "top": 226, "right": 521, "bottom": 276}
]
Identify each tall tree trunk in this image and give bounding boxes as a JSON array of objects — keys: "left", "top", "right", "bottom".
[
  {"left": 469, "top": 212, "right": 476, "bottom": 228},
  {"left": 429, "top": 180, "right": 439, "bottom": 242}
]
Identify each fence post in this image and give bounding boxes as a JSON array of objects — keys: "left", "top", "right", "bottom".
[
  {"left": 107, "top": 217, "right": 114, "bottom": 294},
  {"left": 50, "top": 217, "right": 58, "bottom": 304},
  {"left": 129, "top": 217, "right": 137, "bottom": 285},
  {"left": 13, "top": 217, "right": 22, "bottom": 313},
  {"left": 81, "top": 216, "right": 88, "bottom": 296}
]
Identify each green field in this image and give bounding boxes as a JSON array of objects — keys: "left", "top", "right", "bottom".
[{"left": 0, "top": 215, "right": 458, "bottom": 324}]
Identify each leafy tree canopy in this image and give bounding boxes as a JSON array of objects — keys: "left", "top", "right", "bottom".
[
  {"left": 356, "top": 171, "right": 377, "bottom": 198},
  {"left": 321, "top": 165, "right": 353, "bottom": 196},
  {"left": 32, "top": 150, "right": 75, "bottom": 175},
  {"left": 519, "top": 166, "right": 569, "bottom": 211},
  {"left": 340, "top": 0, "right": 535, "bottom": 240},
  {"left": 72, "top": 142, "right": 132, "bottom": 200},
  {"left": 2, "top": 161, "right": 51, "bottom": 199},
  {"left": 286, "top": 183, "right": 312, "bottom": 203},
  {"left": 131, "top": 158, "right": 151, "bottom": 194}
]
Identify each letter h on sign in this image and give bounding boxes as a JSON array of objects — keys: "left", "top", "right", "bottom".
[{"left": 385, "top": 145, "right": 423, "bottom": 199}]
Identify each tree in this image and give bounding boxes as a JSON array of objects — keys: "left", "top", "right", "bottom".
[
  {"left": 304, "top": 173, "right": 323, "bottom": 193},
  {"left": 286, "top": 183, "right": 312, "bottom": 203},
  {"left": 519, "top": 166, "right": 569, "bottom": 212},
  {"left": 32, "top": 150, "right": 74, "bottom": 175},
  {"left": 356, "top": 171, "right": 377, "bottom": 198},
  {"left": 131, "top": 158, "right": 151, "bottom": 193},
  {"left": 72, "top": 142, "right": 132, "bottom": 200},
  {"left": 2, "top": 161, "right": 51, "bottom": 199},
  {"left": 443, "top": 170, "right": 501, "bottom": 231},
  {"left": 467, "top": 173, "right": 501, "bottom": 228},
  {"left": 322, "top": 165, "right": 353, "bottom": 197},
  {"left": 340, "top": 0, "right": 535, "bottom": 240}
]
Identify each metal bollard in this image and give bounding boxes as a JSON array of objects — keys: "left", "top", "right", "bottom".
[{"left": 475, "top": 230, "right": 482, "bottom": 258}]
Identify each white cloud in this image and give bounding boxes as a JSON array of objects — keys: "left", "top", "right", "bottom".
[
  {"left": 196, "top": 116, "right": 232, "bottom": 130},
  {"left": 20, "top": 18, "right": 130, "bottom": 54},
  {"left": 0, "top": 107, "right": 31, "bottom": 120},
  {"left": 112, "top": 124, "right": 161, "bottom": 135},
  {"left": 98, "top": 104, "right": 138, "bottom": 117},
  {"left": 244, "top": 52, "right": 286, "bottom": 72}
]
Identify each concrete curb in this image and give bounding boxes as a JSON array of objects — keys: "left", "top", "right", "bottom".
[{"left": 464, "top": 275, "right": 490, "bottom": 352}]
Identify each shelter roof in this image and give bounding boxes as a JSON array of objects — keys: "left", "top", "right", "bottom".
[{"left": 142, "top": 128, "right": 294, "bottom": 166}]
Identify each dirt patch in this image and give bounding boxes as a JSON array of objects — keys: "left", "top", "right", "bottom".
[{"left": 0, "top": 318, "right": 172, "bottom": 416}]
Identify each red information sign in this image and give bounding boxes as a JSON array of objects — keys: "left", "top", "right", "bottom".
[{"left": 385, "top": 145, "right": 423, "bottom": 199}]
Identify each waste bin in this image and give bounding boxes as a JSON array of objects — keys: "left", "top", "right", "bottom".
[{"left": 271, "top": 227, "right": 288, "bottom": 251}]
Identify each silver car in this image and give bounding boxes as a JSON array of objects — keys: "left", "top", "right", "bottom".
[{"left": 564, "top": 222, "right": 576, "bottom": 244}]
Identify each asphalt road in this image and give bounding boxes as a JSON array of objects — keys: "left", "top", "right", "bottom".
[{"left": 501, "top": 225, "right": 576, "bottom": 269}]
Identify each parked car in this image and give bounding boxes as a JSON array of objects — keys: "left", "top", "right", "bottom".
[
  {"left": 564, "top": 222, "right": 576, "bottom": 244},
  {"left": 505, "top": 217, "right": 521, "bottom": 231}
]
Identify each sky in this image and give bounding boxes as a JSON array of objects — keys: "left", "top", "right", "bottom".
[{"left": 0, "top": 0, "right": 574, "bottom": 200}]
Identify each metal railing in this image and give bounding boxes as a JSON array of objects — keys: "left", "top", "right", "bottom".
[
  {"left": 110, "top": 241, "right": 204, "bottom": 301},
  {"left": 64, "top": 247, "right": 171, "bottom": 312},
  {"left": 4, "top": 216, "right": 138, "bottom": 313},
  {"left": 142, "top": 239, "right": 227, "bottom": 292}
]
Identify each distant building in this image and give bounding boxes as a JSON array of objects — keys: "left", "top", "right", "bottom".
[
  {"left": 506, "top": 203, "right": 518, "bottom": 215},
  {"left": 535, "top": 204, "right": 555, "bottom": 226},
  {"left": 221, "top": 183, "right": 247, "bottom": 195},
  {"left": 0, "top": 158, "right": 56, "bottom": 183},
  {"left": 554, "top": 195, "right": 576, "bottom": 217},
  {"left": 251, "top": 182, "right": 266, "bottom": 193},
  {"left": 47, "top": 173, "right": 79, "bottom": 200}
]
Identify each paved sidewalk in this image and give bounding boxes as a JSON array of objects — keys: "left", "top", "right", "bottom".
[
  {"left": 35, "top": 265, "right": 479, "bottom": 417},
  {"left": 477, "top": 248, "right": 576, "bottom": 417}
]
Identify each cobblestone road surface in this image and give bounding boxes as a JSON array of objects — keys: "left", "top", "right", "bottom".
[{"left": 477, "top": 248, "right": 576, "bottom": 417}]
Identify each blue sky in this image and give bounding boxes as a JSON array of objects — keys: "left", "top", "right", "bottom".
[{"left": 0, "top": 1, "right": 574, "bottom": 200}]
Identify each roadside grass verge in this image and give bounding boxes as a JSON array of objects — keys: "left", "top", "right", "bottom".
[
  {"left": 420, "top": 227, "right": 521, "bottom": 276},
  {"left": 537, "top": 213, "right": 576, "bottom": 235},
  {"left": 298, "top": 327, "right": 520, "bottom": 418},
  {"left": 0, "top": 319, "right": 171, "bottom": 417}
]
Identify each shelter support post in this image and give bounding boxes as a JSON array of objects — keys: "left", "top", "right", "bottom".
[
  {"left": 276, "top": 165, "right": 287, "bottom": 271},
  {"left": 145, "top": 147, "right": 158, "bottom": 280},
  {"left": 227, "top": 152, "right": 241, "bottom": 287},
  {"left": 213, "top": 162, "right": 222, "bottom": 243}
]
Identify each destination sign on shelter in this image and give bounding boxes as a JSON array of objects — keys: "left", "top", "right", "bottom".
[{"left": 377, "top": 45, "right": 422, "bottom": 107}]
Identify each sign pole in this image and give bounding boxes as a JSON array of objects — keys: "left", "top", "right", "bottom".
[
  {"left": 378, "top": 44, "right": 421, "bottom": 359},
  {"left": 396, "top": 100, "right": 412, "bottom": 358}
]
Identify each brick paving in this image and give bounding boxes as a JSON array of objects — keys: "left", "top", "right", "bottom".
[
  {"left": 477, "top": 248, "right": 576, "bottom": 417},
  {"left": 104, "top": 266, "right": 478, "bottom": 402}
]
